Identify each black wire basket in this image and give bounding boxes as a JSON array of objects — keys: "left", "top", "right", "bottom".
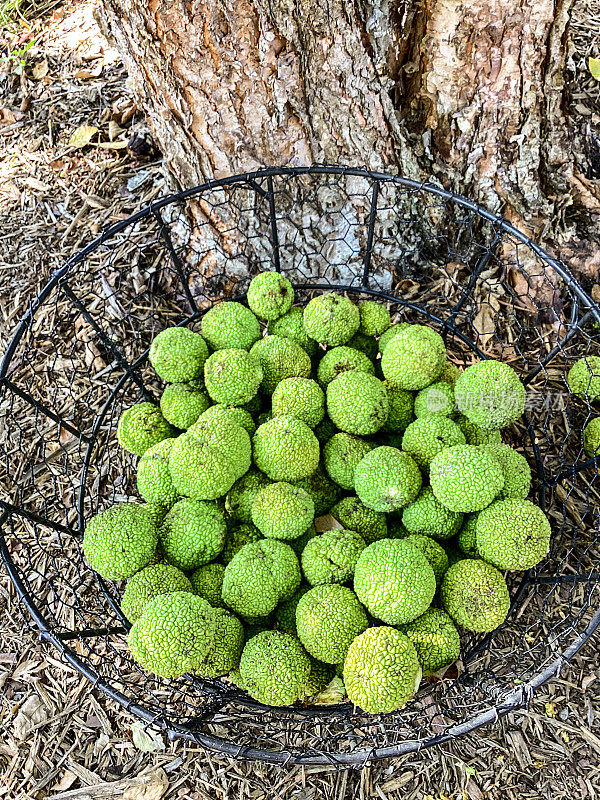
[{"left": 2, "top": 165, "right": 600, "bottom": 767}]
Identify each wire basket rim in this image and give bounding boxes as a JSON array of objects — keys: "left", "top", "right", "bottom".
[{"left": 2, "top": 164, "right": 600, "bottom": 766}]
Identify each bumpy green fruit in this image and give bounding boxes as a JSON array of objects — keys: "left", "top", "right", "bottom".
[
  {"left": 272, "top": 377, "right": 325, "bottom": 428},
  {"left": 136, "top": 438, "right": 179, "bottom": 507},
  {"left": 204, "top": 349, "right": 263, "bottom": 406},
  {"left": 387, "top": 517, "right": 410, "bottom": 539},
  {"left": 199, "top": 404, "right": 256, "bottom": 435},
  {"left": 121, "top": 563, "right": 192, "bottom": 621},
  {"left": 267, "top": 307, "right": 318, "bottom": 356},
  {"left": 456, "top": 416, "right": 502, "bottom": 446},
  {"left": 327, "top": 372, "right": 389, "bottom": 435},
  {"left": 317, "top": 346, "right": 374, "bottom": 387},
  {"left": 475, "top": 498, "right": 551, "bottom": 570},
  {"left": 301, "top": 657, "right": 336, "bottom": 699},
  {"left": 194, "top": 608, "right": 244, "bottom": 677},
  {"left": 402, "top": 534, "right": 449, "bottom": 586},
  {"left": 251, "top": 482, "right": 314, "bottom": 540},
  {"left": 454, "top": 360, "right": 526, "bottom": 430},
  {"left": 294, "top": 466, "right": 342, "bottom": 516},
  {"left": 239, "top": 630, "right": 311, "bottom": 706},
  {"left": 247, "top": 271, "right": 294, "bottom": 320},
  {"left": 344, "top": 627, "right": 422, "bottom": 713},
  {"left": 274, "top": 586, "right": 309, "bottom": 635},
  {"left": 222, "top": 539, "right": 301, "bottom": 617},
  {"left": 402, "top": 486, "right": 463, "bottom": 540},
  {"left": 253, "top": 415, "right": 320, "bottom": 481},
  {"left": 159, "top": 498, "right": 226, "bottom": 570},
  {"left": 429, "top": 444, "right": 504, "bottom": 513},
  {"left": 378, "top": 323, "right": 410, "bottom": 354},
  {"left": 128, "top": 591, "right": 216, "bottom": 678},
  {"left": 83, "top": 504, "right": 157, "bottom": 580},
  {"left": 187, "top": 416, "right": 251, "bottom": 480},
  {"left": 296, "top": 584, "right": 368, "bottom": 663},
  {"left": 323, "top": 432, "right": 373, "bottom": 491},
  {"left": 567, "top": 356, "right": 600, "bottom": 400},
  {"left": 480, "top": 443, "right": 531, "bottom": 499},
  {"left": 347, "top": 331, "right": 378, "bottom": 361},
  {"left": 200, "top": 301, "right": 260, "bottom": 351},
  {"left": 330, "top": 496, "right": 387, "bottom": 544},
  {"left": 159, "top": 383, "right": 211, "bottom": 429},
  {"left": 414, "top": 381, "right": 456, "bottom": 418},
  {"left": 354, "top": 538, "right": 436, "bottom": 624},
  {"left": 117, "top": 402, "right": 174, "bottom": 456},
  {"left": 190, "top": 562, "right": 226, "bottom": 607},
  {"left": 142, "top": 502, "right": 170, "bottom": 529},
  {"left": 313, "top": 416, "right": 338, "bottom": 444},
  {"left": 381, "top": 383, "right": 414, "bottom": 433},
  {"left": 168, "top": 434, "right": 235, "bottom": 501},
  {"left": 250, "top": 335, "right": 312, "bottom": 394},
  {"left": 584, "top": 417, "right": 600, "bottom": 457},
  {"left": 400, "top": 608, "right": 460, "bottom": 674},
  {"left": 401, "top": 416, "right": 466, "bottom": 469},
  {"left": 438, "top": 360, "right": 461, "bottom": 386},
  {"left": 354, "top": 446, "right": 422, "bottom": 512},
  {"left": 290, "top": 523, "right": 319, "bottom": 556},
  {"left": 358, "top": 300, "right": 391, "bottom": 336},
  {"left": 221, "top": 523, "right": 262, "bottom": 564},
  {"left": 457, "top": 513, "right": 479, "bottom": 556},
  {"left": 381, "top": 324, "right": 446, "bottom": 390},
  {"left": 301, "top": 529, "right": 366, "bottom": 585},
  {"left": 225, "top": 468, "right": 271, "bottom": 524},
  {"left": 149, "top": 327, "right": 209, "bottom": 383},
  {"left": 303, "top": 293, "right": 360, "bottom": 346},
  {"left": 441, "top": 559, "right": 510, "bottom": 632}
]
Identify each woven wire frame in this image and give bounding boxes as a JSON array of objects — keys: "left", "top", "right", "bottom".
[{"left": 1, "top": 165, "right": 600, "bottom": 766}]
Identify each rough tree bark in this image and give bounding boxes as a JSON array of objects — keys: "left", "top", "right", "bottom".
[{"left": 99, "top": 0, "right": 599, "bottom": 278}]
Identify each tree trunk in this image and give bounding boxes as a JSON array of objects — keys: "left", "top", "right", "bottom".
[{"left": 98, "top": 0, "right": 599, "bottom": 279}]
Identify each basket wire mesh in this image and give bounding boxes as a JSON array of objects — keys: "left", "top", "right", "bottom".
[{"left": 1, "top": 165, "right": 600, "bottom": 766}]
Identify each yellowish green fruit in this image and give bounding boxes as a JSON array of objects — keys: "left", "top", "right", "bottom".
[
  {"left": 222, "top": 539, "right": 301, "bottom": 617},
  {"left": 121, "top": 563, "right": 192, "bottom": 621},
  {"left": 353, "top": 538, "right": 436, "bottom": 624},
  {"left": 117, "top": 402, "right": 174, "bottom": 456},
  {"left": 239, "top": 630, "right": 311, "bottom": 706},
  {"left": 200, "top": 301, "right": 260, "bottom": 351},
  {"left": 83, "top": 504, "right": 158, "bottom": 580},
  {"left": 296, "top": 584, "right": 368, "bottom": 663},
  {"left": 128, "top": 591, "right": 216, "bottom": 678},
  {"left": 149, "top": 327, "right": 209, "bottom": 383},
  {"left": 429, "top": 444, "right": 504, "bottom": 512},
  {"left": 441, "top": 559, "right": 510, "bottom": 632},
  {"left": 159, "top": 498, "right": 226, "bottom": 570},
  {"left": 344, "top": 626, "right": 422, "bottom": 713}
]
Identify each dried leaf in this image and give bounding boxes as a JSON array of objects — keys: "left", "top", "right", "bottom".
[
  {"left": 96, "top": 140, "right": 128, "bottom": 149},
  {"left": 589, "top": 57, "right": 600, "bottom": 81},
  {"left": 131, "top": 722, "right": 165, "bottom": 752},
  {"left": 13, "top": 695, "right": 48, "bottom": 740},
  {"left": 108, "top": 119, "right": 124, "bottom": 141},
  {"left": 123, "top": 770, "right": 169, "bottom": 800},
  {"left": 74, "top": 62, "right": 103, "bottom": 79},
  {"left": 24, "top": 176, "right": 50, "bottom": 192},
  {"left": 0, "top": 108, "right": 17, "bottom": 125},
  {"left": 69, "top": 124, "right": 98, "bottom": 148},
  {"left": 31, "top": 58, "right": 49, "bottom": 79},
  {"left": 314, "top": 514, "right": 343, "bottom": 532},
  {"left": 312, "top": 677, "right": 346, "bottom": 705},
  {"left": 472, "top": 304, "right": 495, "bottom": 347}
]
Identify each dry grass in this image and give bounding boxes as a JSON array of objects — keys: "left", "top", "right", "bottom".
[{"left": 1, "top": 1, "right": 600, "bottom": 798}]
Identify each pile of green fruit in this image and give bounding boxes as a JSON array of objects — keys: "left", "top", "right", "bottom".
[{"left": 81, "top": 271, "right": 598, "bottom": 714}]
